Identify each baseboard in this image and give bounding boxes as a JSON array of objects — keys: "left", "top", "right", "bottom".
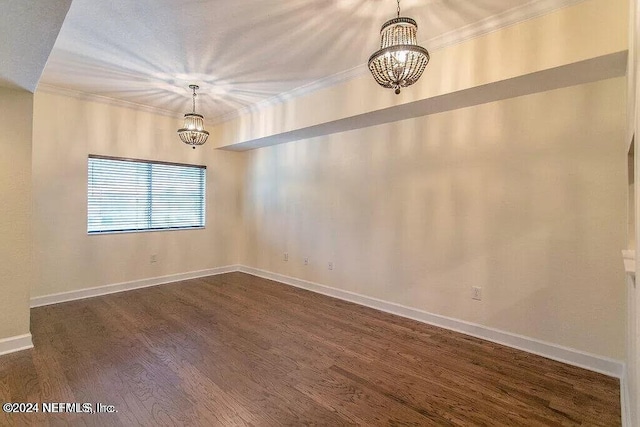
[
  {"left": 621, "top": 368, "right": 632, "bottom": 427},
  {"left": 30, "top": 265, "right": 240, "bottom": 308},
  {"left": 238, "top": 265, "right": 625, "bottom": 379},
  {"left": 0, "top": 333, "right": 33, "bottom": 356},
  {"left": 28, "top": 263, "right": 626, "bottom": 380}
]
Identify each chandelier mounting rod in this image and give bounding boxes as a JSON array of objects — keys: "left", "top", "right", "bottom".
[{"left": 189, "top": 84, "right": 199, "bottom": 114}]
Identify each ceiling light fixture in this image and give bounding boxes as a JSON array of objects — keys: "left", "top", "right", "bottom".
[
  {"left": 368, "top": 0, "right": 430, "bottom": 94},
  {"left": 178, "top": 84, "right": 209, "bottom": 148}
]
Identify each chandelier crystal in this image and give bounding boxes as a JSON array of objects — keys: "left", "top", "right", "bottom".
[
  {"left": 178, "top": 84, "right": 209, "bottom": 149},
  {"left": 368, "top": 0, "right": 430, "bottom": 94}
]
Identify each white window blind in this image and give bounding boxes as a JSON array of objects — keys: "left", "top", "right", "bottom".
[{"left": 88, "top": 155, "right": 206, "bottom": 233}]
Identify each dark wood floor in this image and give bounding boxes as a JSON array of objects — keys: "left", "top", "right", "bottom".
[{"left": 0, "top": 272, "right": 620, "bottom": 426}]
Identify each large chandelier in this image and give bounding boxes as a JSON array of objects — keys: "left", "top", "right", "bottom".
[
  {"left": 368, "top": 0, "right": 430, "bottom": 94},
  {"left": 178, "top": 84, "right": 209, "bottom": 148}
]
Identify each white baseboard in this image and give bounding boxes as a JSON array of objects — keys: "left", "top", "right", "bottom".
[
  {"left": 0, "top": 333, "right": 33, "bottom": 356},
  {"left": 30, "top": 265, "right": 240, "bottom": 308},
  {"left": 238, "top": 265, "right": 625, "bottom": 379},
  {"left": 621, "top": 368, "right": 632, "bottom": 427},
  {"left": 28, "top": 263, "right": 626, "bottom": 380}
]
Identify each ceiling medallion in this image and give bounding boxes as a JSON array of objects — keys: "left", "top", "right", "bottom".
[
  {"left": 368, "top": 0, "right": 430, "bottom": 94},
  {"left": 178, "top": 84, "right": 209, "bottom": 148}
]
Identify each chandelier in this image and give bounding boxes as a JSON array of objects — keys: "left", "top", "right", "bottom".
[
  {"left": 178, "top": 84, "right": 209, "bottom": 148},
  {"left": 368, "top": 0, "right": 430, "bottom": 94}
]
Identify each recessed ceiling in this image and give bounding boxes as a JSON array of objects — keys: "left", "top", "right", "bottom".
[{"left": 40, "top": 0, "right": 539, "bottom": 121}]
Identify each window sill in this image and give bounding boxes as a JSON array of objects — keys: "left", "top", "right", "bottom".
[{"left": 88, "top": 226, "right": 205, "bottom": 236}]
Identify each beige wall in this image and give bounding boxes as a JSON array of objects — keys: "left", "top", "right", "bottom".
[
  {"left": 32, "top": 92, "right": 243, "bottom": 298},
  {"left": 23, "top": 0, "right": 630, "bottom": 394},
  {"left": 630, "top": 0, "right": 640, "bottom": 423},
  {"left": 241, "top": 78, "right": 627, "bottom": 360},
  {"left": 0, "top": 88, "right": 33, "bottom": 339}
]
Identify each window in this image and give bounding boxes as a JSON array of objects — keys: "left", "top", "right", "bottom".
[{"left": 87, "top": 155, "right": 206, "bottom": 233}]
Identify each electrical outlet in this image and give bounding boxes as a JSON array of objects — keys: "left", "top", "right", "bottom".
[
  {"left": 283, "top": 252, "right": 289, "bottom": 262},
  {"left": 304, "top": 257, "right": 309, "bottom": 265},
  {"left": 328, "top": 261, "right": 334, "bottom": 270},
  {"left": 150, "top": 254, "right": 157, "bottom": 264},
  {"left": 472, "top": 286, "right": 482, "bottom": 301}
]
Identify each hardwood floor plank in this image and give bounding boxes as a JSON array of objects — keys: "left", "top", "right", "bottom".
[{"left": 0, "top": 272, "right": 621, "bottom": 426}]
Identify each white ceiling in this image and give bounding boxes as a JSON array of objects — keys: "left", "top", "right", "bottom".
[
  {"left": 0, "top": 0, "right": 71, "bottom": 92},
  {"left": 39, "top": 0, "right": 541, "bottom": 122}
]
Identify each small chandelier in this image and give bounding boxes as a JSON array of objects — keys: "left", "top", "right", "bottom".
[
  {"left": 178, "top": 84, "right": 209, "bottom": 149},
  {"left": 368, "top": 0, "right": 430, "bottom": 94}
]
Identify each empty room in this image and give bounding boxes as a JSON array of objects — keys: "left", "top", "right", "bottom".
[{"left": 1, "top": 0, "right": 639, "bottom": 425}]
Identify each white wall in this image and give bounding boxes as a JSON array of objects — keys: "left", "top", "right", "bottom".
[
  {"left": 241, "top": 78, "right": 628, "bottom": 360},
  {"left": 0, "top": 88, "right": 33, "bottom": 341},
  {"left": 32, "top": 91, "right": 243, "bottom": 298}
]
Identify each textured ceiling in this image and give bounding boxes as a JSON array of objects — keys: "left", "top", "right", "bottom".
[
  {"left": 0, "top": 0, "right": 71, "bottom": 92},
  {"left": 40, "top": 0, "right": 536, "bottom": 121}
]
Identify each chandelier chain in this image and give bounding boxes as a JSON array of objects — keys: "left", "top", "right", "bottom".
[
  {"left": 397, "top": 0, "right": 400, "bottom": 17},
  {"left": 192, "top": 87, "right": 197, "bottom": 113}
]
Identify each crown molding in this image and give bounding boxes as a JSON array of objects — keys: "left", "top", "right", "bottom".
[
  {"left": 427, "top": 0, "right": 586, "bottom": 51},
  {"left": 36, "top": 0, "right": 587, "bottom": 125},
  {"left": 211, "top": 0, "right": 587, "bottom": 125},
  {"left": 36, "top": 83, "right": 182, "bottom": 118}
]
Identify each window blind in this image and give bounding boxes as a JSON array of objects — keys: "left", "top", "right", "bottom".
[{"left": 88, "top": 156, "right": 206, "bottom": 233}]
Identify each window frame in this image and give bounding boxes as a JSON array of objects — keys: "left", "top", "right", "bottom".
[{"left": 87, "top": 154, "right": 207, "bottom": 235}]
